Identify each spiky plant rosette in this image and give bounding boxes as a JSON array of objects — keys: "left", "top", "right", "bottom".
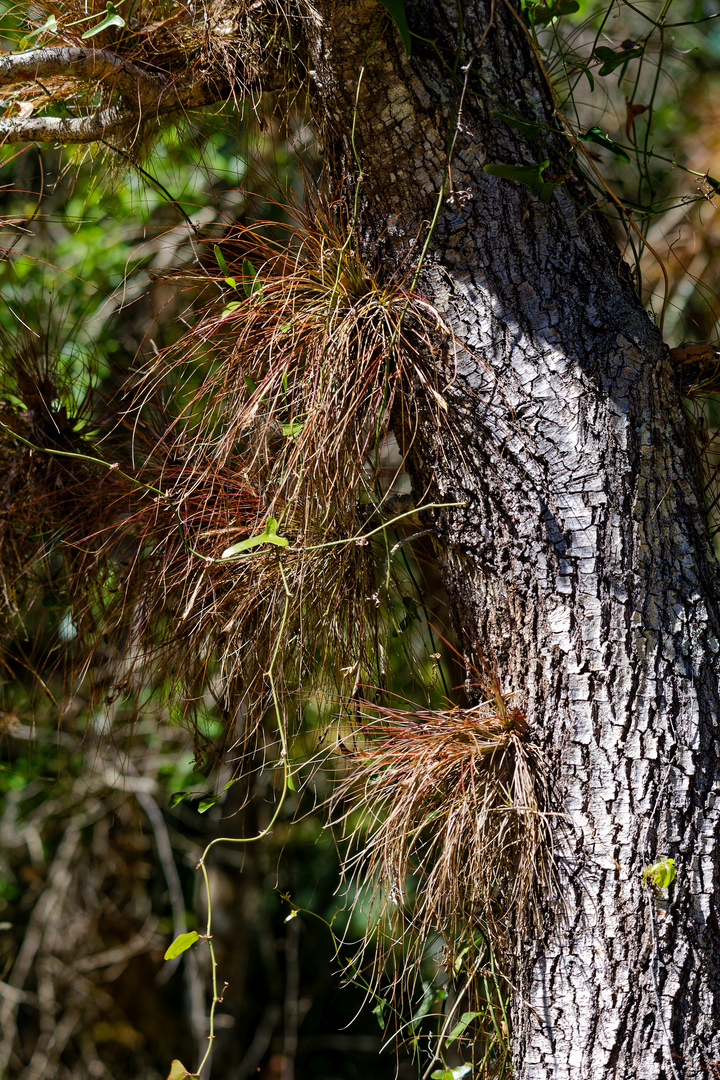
[
  {"left": 331, "top": 696, "right": 552, "bottom": 986},
  {"left": 90, "top": 442, "right": 378, "bottom": 723},
  {"left": 0, "top": 345, "right": 377, "bottom": 744},
  {"left": 154, "top": 199, "right": 453, "bottom": 521}
]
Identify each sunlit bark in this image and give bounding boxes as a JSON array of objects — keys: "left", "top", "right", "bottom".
[{"left": 302, "top": 3, "right": 720, "bottom": 1077}]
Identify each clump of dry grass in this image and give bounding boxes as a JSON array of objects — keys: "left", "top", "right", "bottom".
[
  {"left": 330, "top": 685, "right": 553, "bottom": 1008},
  {"left": 0, "top": 336, "right": 378, "bottom": 750},
  {"left": 0, "top": 194, "right": 457, "bottom": 761},
  {"left": 0, "top": 188, "right": 456, "bottom": 749},
  {"left": 152, "top": 196, "right": 453, "bottom": 522}
]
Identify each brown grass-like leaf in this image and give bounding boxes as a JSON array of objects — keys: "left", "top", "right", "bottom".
[
  {"left": 0, "top": 336, "right": 378, "bottom": 751},
  {"left": 331, "top": 694, "right": 553, "bottom": 1007},
  {"left": 151, "top": 196, "right": 455, "bottom": 523}
]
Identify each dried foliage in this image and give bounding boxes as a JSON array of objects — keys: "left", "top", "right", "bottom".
[
  {"left": 0, "top": 341, "right": 381, "bottom": 745},
  {"left": 330, "top": 682, "right": 553, "bottom": 1017},
  {"left": 0, "top": 194, "right": 455, "bottom": 749},
  {"left": 153, "top": 197, "right": 453, "bottom": 516}
]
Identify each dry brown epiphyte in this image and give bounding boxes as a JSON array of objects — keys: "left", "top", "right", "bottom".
[
  {"left": 150, "top": 197, "right": 454, "bottom": 524},
  {"left": 330, "top": 697, "right": 552, "bottom": 1005},
  {"left": 0, "top": 340, "right": 379, "bottom": 748},
  {"left": 0, "top": 195, "right": 453, "bottom": 748}
]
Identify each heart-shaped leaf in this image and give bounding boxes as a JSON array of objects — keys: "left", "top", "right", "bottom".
[
  {"left": 166, "top": 1060, "right": 195, "bottom": 1080},
  {"left": 593, "top": 44, "right": 643, "bottom": 76},
  {"left": 221, "top": 517, "right": 289, "bottom": 559},
  {"left": 197, "top": 796, "right": 219, "bottom": 813},
  {"left": 490, "top": 110, "right": 544, "bottom": 141},
  {"left": 81, "top": 2, "right": 125, "bottom": 39},
  {"left": 484, "top": 160, "right": 551, "bottom": 198}
]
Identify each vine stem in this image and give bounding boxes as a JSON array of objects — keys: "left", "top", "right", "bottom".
[
  {"left": 0, "top": 421, "right": 465, "bottom": 561},
  {"left": 192, "top": 556, "right": 292, "bottom": 1079}
]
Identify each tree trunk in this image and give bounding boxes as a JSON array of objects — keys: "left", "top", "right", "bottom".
[{"left": 302, "top": 2, "right": 720, "bottom": 1077}]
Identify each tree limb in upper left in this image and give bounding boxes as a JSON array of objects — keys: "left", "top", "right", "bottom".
[{"left": 0, "top": 0, "right": 298, "bottom": 148}]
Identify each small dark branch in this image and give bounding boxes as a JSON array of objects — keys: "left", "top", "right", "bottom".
[
  {"left": 0, "top": 46, "right": 162, "bottom": 102},
  {"left": 0, "top": 106, "right": 134, "bottom": 144}
]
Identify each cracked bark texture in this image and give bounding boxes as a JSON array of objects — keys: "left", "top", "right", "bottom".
[{"left": 301, "top": 2, "right": 720, "bottom": 1078}]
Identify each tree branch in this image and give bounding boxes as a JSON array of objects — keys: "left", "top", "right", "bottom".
[
  {"left": 0, "top": 44, "right": 225, "bottom": 145},
  {"left": 0, "top": 46, "right": 162, "bottom": 102},
  {"left": 0, "top": 105, "right": 135, "bottom": 144}
]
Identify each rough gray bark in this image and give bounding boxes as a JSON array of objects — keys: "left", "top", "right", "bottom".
[{"left": 301, "top": 3, "right": 720, "bottom": 1078}]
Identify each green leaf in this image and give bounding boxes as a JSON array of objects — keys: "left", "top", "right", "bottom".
[
  {"left": 214, "top": 244, "right": 228, "bottom": 274},
  {"left": 593, "top": 44, "right": 643, "bottom": 76},
  {"left": 430, "top": 1071, "right": 453, "bottom": 1080},
  {"left": 220, "top": 301, "right": 242, "bottom": 317},
  {"left": 81, "top": 2, "right": 125, "bottom": 38},
  {"left": 490, "top": 110, "right": 544, "bottom": 142},
  {"left": 525, "top": 0, "right": 579, "bottom": 27},
  {"left": 483, "top": 160, "right": 552, "bottom": 198},
  {"left": 372, "top": 999, "right": 388, "bottom": 1030},
  {"left": 280, "top": 420, "right": 304, "bottom": 437},
  {"left": 445, "top": 1011, "right": 480, "bottom": 1046},
  {"left": 572, "top": 60, "right": 595, "bottom": 92},
  {"left": 287, "top": 773, "right": 297, "bottom": 791},
  {"left": 410, "top": 982, "right": 435, "bottom": 1030},
  {"left": 166, "top": 1060, "right": 195, "bottom": 1080},
  {"left": 224, "top": 277, "right": 237, "bottom": 289},
  {"left": 539, "top": 178, "right": 566, "bottom": 203},
  {"left": 197, "top": 796, "right": 219, "bottom": 813},
  {"left": 168, "top": 791, "right": 187, "bottom": 809},
  {"left": 164, "top": 931, "right": 200, "bottom": 960},
  {"left": 22, "top": 15, "right": 58, "bottom": 42},
  {"left": 378, "top": 0, "right": 411, "bottom": 56},
  {"left": 242, "top": 259, "right": 261, "bottom": 297},
  {"left": 579, "top": 126, "right": 631, "bottom": 163},
  {"left": 221, "top": 517, "right": 289, "bottom": 559},
  {"left": 644, "top": 856, "right": 676, "bottom": 892}
]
